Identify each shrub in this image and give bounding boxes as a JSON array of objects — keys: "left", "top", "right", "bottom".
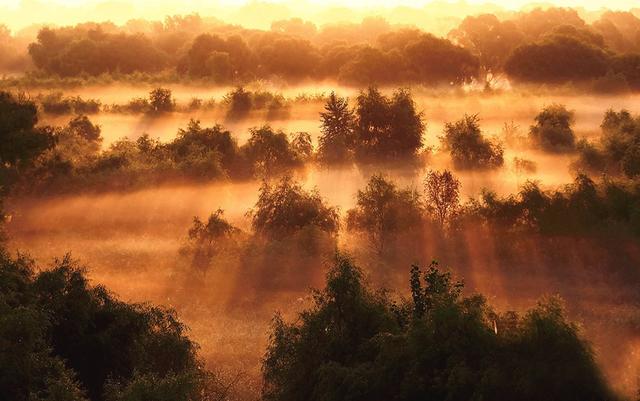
[
  {"left": 529, "top": 104, "right": 576, "bottom": 152},
  {"left": 241, "top": 126, "right": 302, "bottom": 176},
  {"left": 346, "top": 174, "right": 423, "bottom": 250},
  {"left": 440, "top": 114, "right": 504, "bottom": 169},
  {"left": 249, "top": 176, "right": 339, "bottom": 237}
]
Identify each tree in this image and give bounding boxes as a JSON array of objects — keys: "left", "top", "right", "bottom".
[
  {"left": 289, "top": 132, "right": 313, "bottom": 162},
  {"left": 440, "top": 114, "right": 504, "bottom": 169},
  {"left": 224, "top": 87, "right": 252, "bottom": 120},
  {"left": 529, "top": 104, "right": 576, "bottom": 152},
  {"left": 250, "top": 176, "right": 339, "bottom": 238},
  {"left": 317, "top": 92, "right": 355, "bottom": 164},
  {"left": 241, "top": 126, "right": 301, "bottom": 176},
  {"left": 170, "top": 119, "right": 240, "bottom": 178},
  {"left": 424, "top": 169, "right": 460, "bottom": 228},
  {"left": 148, "top": 88, "right": 174, "bottom": 114},
  {"left": 263, "top": 255, "right": 617, "bottom": 401},
  {"left": 504, "top": 35, "right": 609, "bottom": 84},
  {"left": 0, "top": 91, "right": 55, "bottom": 170},
  {"left": 346, "top": 175, "right": 423, "bottom": 251},
  {"left": 353, "top": 87, "right": 424, "bottom": 162},
  {"left": 183, "top": 209, "right": 238, "bottom": 274},
  {"left": 448, "top": 14, "right": 524, "bottom": 73},
  {"left": 66, "top": 115, "right": 102, "bottom": 142},
  {"left": 0, "top": 253, "right": 226, "bottom": 401}
]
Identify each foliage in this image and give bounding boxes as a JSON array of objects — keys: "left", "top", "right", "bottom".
[
  {"left": 0, "top": 91, "right": 55, "bottom": 170},
  {"left": 149, "top": 88, "right": 175, "bottom": 113},
  {"left": 182, "top": 209, "right": 239, "bottom": 274},
  {"left": 263, "top": 255, "right": 616, "bottom": 401},
  {"left": 28, "top": 27, "right": 167, "bottom": 76},
  {"left": 462, "top": 174, "right": 640, "bottom": 236},
  {"left": 0, "top": 252, "right": 223, "bottom": 401},
  {"left": 575, "top": 109, "right": 640, "bottom": 178},
  {"left": 423, "top": 169, "right": 460, "bottom": 227},
  {"left": 346, "top": 175, "right": 423, "bottom": 250},
  {"left": 241, "top": 126, "right": 302, "bottom": 177},
  {"left": 289, "top": 132, "right": 313, "bottom": 162},
  {"left": 448, "top": 14, "right": 524, "bottom": 72},
  {"left": 249, "top": 176, "right": 339, "bottom": 238},
  {"left": 504, "top": 34, "right": 609, "bottom": 83},
  {"left": 170, "top": 119, "right": 241, "bottom": 179},
  {"left": 353, "top": 87, "right": 424, "bottom": 162},
  {"left": 223, "top": 87, "right": 252, "bottom": 120},
  {"left": 440, "top": 114, "right": 504, "bottom": 169},
  {"left": 529, "top": 104, "right": 576, "bottom": 152},
  {"left": 317, "top": 92, "right": 355, "bottom": 165},
  {"left": 39, "top": 92, "right": 102, "bottom": 115}
]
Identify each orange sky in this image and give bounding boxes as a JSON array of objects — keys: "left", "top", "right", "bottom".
[{"left": 0, "top": 0, "right": 638, "bottom": 33}]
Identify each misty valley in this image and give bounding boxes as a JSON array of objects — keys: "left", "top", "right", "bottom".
[{"left": 2, "top": 2, "right": 640, "bottom": 401}]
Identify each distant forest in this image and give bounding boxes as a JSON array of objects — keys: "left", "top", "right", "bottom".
[{"left": 1, "top": 8, "right": 640, "bottom": 89}]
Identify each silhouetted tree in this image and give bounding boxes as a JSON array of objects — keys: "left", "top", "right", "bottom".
[
  {"left": 353, "top": 87, "right": 424, "bottom": 162},
  {"left": 529, "top": 104, "right": 576, "bottom": 152},
  {"left": 250, "top": 176, "right": 339, "bottom": 238},
  {"left": 289, "top": 132, "right": 313, "bottom": 162},
  {"left": 440, "top": 114, "right": 503, "bottom": 169},
  {"left": 66, "top": 115, "right": 102, "bottom": 142},
  {"left": 224, "top": 87, "right": 252, "bottom": 120},
  {"left": 263, "top": 255, "right": 615, "bottom": 401},
  {"left": 242, "top": 126, "right": 301, "bottom": 176},
  {"left": 346, "top": 175, "right": 423, "bottom": 250},
  {"left": 183, "top": 209, "right": 238, "bottom": 273},
  {"left": 449, "top": 14, "right": 524, "bottom": 73},
  {"left": 148, "top": 88, "right": 174, "bottom": 113},
  {"left": 317, "top": 92, "right": 355, "bottom": 164},
  {"left": 505, "top": 35, "right": 608, "bottom": 83},
  {"left": 0, "top": 253, "right": 227, "bottom": 401},
  {"left": 424, "top": 169, "right": 460, "bottom": 228},
  {"left": 0, "top": 92, "right": 55, "bottom": 170}
]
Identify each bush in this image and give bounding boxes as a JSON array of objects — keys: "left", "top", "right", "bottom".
[
  {"left": 440, "top": 114, "right": 504, "bottom": 169},
  {"left": 346, "top": 175, "right": 423, "bottom": 250},
  {"left": 249, "top": 176, "right": 339, "bottom": 238},
  {"left": 529, "top": 104, "right": 576, "bottom": 152},
  {"left": 224, "top": 87, "right": 252, "bottom": 120},
  {"left": 574, "top": 109, "right": 640, "bottom": 178},
  {"left": 463, "top": 174, "right": 640, "bottom": 236},
  {"left": 241, "top": 126, "right": 302, "bottom": 176},
  {"left": 181, "top": 209, "right": 239, "bottom": 274}
]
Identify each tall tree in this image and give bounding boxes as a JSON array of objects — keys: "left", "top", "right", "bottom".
[
  {"left": 0, "top": 91, "right": 54, "bottom": 170},
  {"left": 317, "top": 92, "right": 355, "bottom": 164},
  {"left": 424, "top": 169, "right": 460, "bottom": 228}
]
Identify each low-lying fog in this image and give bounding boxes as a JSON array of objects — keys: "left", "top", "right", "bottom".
[{"left": 8, "top": 84, "right": 640, "bottom": 396}]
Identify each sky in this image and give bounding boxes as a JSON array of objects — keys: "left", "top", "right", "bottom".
[
  {"left": 0, "top": 0, "right": 638, "bottom": 33},
  {"left": 1, "top": 0, "right": 636, "bottom": 10}
]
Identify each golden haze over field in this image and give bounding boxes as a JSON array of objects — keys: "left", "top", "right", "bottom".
[{"left": 3, "top": 1, "right": 640, "bottom": 401}]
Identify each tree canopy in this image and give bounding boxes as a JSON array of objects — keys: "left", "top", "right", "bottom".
[{"left": 263, "top": 254, "right": 615, "bottom": 401}]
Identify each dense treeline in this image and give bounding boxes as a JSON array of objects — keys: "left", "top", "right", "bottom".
[
  {"left": 4, "top": 88, "right": 640, "bottom": 196},
  {"left": 8, "top": 7, "right": 640, "bottom": 88},
  {"left": 178, "top": 171, "right": 640, "bottom": 279}
]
